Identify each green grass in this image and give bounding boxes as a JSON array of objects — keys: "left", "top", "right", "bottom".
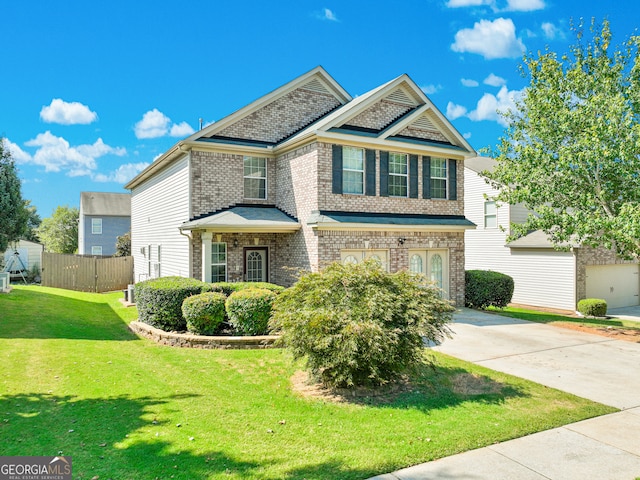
[
  {"left": 1, "top": 286, "right": 616, "bottom": 479},
  {"left": 487, "top": 306, "right": 640, "bottom": 331}
]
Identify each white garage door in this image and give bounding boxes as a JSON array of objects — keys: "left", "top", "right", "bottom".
[{"left": 585, "top": 264, "right": 640, "bottom": 309}]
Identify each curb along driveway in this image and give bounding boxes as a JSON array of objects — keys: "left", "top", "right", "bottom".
[{"left": 370, "top": 308, "right": 640, "bottom": 480}]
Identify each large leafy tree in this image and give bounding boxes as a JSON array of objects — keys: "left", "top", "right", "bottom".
[
  {"left": 486, "top": 20, "right": 640, "bottom": 259},
  {"left": 0, "top": 139, "right": 29, "bottom": 253},
  {"left": 37, "top": 205, "right": 79, "bottom": 254},
  {"left": 23, "top": 200, "right": 42, "bottom": 243}
]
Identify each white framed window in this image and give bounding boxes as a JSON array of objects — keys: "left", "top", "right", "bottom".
[
  {"left": 342, "top": 146, "right": 364, "bottom": 195},
  {"left": 484, "top": 201, "right": 497, "bottom": 228},
  {"left": 430, "top": 157, "right": 447, "bottom": 199},
  {"left": 389, "top": 153, "right": 408, "bottom": 197},
  {"left": 340, "top": 249, "right": 388, "bottom": 270},
  {"left": 91, "top": 218, "right": 102, "bottom": 234},
  {"left": 244, "top": 156, "right": 267, "bottom": 199},
  {"left": 211, "top": 242, "right": 227, "bottom": 283},
  {"left": 91, "top": 246, "right": 102, "bottom": 255}
]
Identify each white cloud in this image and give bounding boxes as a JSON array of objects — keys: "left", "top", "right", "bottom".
[
  {"left": 461, "top": 78, "right": 479, "bottom": 87},
  {"left": 2, "top": 138, "right": 32, "bottom": 163},
  {"left": 446, "top": 102, "right": 468, "bottom": 120},
  {"left": 135, "top": 109, "right": 171, "bottom": 139},
  {"left": 451, "top": 18, "right": 525, "bottom": 59},
  {"left": 446, "top": 0, "right": 492, "bottom": 6},
  {"left": 40, "top": 99, "right": 98, "bottom": 125},
  {"left": 541, "top": 22, "right": 563, "bottom": 40},
  {"left": 468, "top": 86, "right": 523, "bottom": 126},
  {"left": 170, "top": 121, "right": 195, "bottom": 137},
  {"left": 484, "top": 73, "right": 507, "bottom": 87},
  {"left": 23, "top": 131, "right": 126, "bottom": 175},
  {"left": 421, "top": 84, "right": 441, "bottom": 95},
  {"left": 93, "top": 162, "right": 150, "bottom": 183},
  {"left": 505, "top": 0, "right": 545, "bottom": 11},
  {"left": 317, "top": 8, "right": 338, "bottom": 21},
  {"left": 463, "top": 132, "right": 473, "bottom": 139}
]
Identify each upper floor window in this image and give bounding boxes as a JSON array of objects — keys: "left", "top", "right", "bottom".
[
  {"left": 342, "top": 146, "right": 364, "bottom": 195},
  {"left": 430, "top": 157, "right": 447, "bottom": 199},
  {"left": 91, "top": 218, "right": 102, "bottom": 234},
  {"left": 388, "top": 153, "right": 408, "bottom": 197},
  {"left": 484, "top": 201, "right": 497, "bottom": 228},
  {"left": 244, "top": 156, "right": 267, "bottom": 199}
]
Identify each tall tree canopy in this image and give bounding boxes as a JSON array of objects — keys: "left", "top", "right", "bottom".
[
  {"left": 37, "top": 205, "right": 79, "bottom": 254},
  {"left": 0, "top": 139, "right": 29, "bottom": 253},
  {"left": 486, "top": 20, "right": 640, "bottom": 259}
]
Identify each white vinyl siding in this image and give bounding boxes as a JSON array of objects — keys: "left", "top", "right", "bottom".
[
  {"left": 464, "top": 166, "right": 576, "bottom": 311},
  {"left": 131, "top": 155, "right": 191, "bottom": 282}
]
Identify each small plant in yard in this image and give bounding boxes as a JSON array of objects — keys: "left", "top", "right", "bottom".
[
  {"left": 270, "top": 260, "right": 455, "bottom": 388},
  {"left": 225, "top": 288, "right": 277, "bottom": 335},
  {"left": 182, "top": 291, "right": 227, "bottom": 335},
  {"left": 465, "top": 270, "right": 514, "bottom": 309},
  {"left": 134, "top": 276, "right": 211, "bottom": 331},
  {"left": 577, "top": 298, "right": 608, "bottom": 317}
]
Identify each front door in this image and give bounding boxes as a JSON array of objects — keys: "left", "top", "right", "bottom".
[
  {"left": 244, "top": 247, "right": 268, "bottom": 282},
  {"left": 408, "top": 249, "right": 449, "bottom": 298}
]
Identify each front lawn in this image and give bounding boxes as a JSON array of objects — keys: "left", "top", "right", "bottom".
[{"left": 0, "top": 286, "right": 615, "bottom": 479}]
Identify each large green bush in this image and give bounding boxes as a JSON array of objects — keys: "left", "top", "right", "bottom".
[
  {"left": 182, "top": 292, "right": 227, "bottom": 335},
  {"left": 225, "top": 288, "right": 277, "bottom": 335},
  {"left": 465, "top": 270, "right": 514, "bottom": 309},
  {"left": 577, "top": 298, "right": 607, "bottom": 317},
  {"left": 134, "top": 276, "right": 210, "bottom": 331},
  {"left": 270, "top": 260, "right": 454, "bottom": 388},
  {"left": 212, "top": 281, "right": 284, "bottom": 296}
]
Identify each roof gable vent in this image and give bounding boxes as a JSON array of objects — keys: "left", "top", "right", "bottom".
[
  {"left": 385, "top": 88, "right": 415, "bottom": 106},
  {"left": 302, "top": 77, "right": 331, "bottom": 94},
  {"left": 411, "top": 116, "right": 436, "bottom": 130}
]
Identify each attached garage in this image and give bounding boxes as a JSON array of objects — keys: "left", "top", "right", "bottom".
[{"left": 585, "top": 264, "right": 640, "bottom": 309}]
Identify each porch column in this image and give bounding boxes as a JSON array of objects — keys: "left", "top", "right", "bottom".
[{"left": 201, "top": 232, "right": 212, "bottom": 282}]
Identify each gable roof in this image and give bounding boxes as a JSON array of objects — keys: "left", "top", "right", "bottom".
[
  {"left": 465, "top": 156, "right": 496, "bottom": 174},
  {"left": 80, "top": 192, "right": 131, "bottom": 216}
]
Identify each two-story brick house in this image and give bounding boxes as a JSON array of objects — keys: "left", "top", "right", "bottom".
[{"left": 125, "top": 67, "right": 476, "bottom": 305}]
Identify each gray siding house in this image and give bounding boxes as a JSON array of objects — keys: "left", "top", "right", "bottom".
[
  {"left": 125, "top": 67, "right": 477, "bottom": 305},
  {"left": 79, "top": 192, "right": 131, "bottom": 256}
]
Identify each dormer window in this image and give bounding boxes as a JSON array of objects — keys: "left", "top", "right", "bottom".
[{"left": 244, "top": 156, "right": 267, "bottom": 199}]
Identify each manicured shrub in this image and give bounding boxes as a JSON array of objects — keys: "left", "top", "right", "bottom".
[
  {"left": 182, "top": 292, "right": 227, "bottom": 335},
  {"left": 225, "top": 288, "right": 277, "bottom": 335},
  {"left": 465, "top": 270, "right": 514, "bottom": 309},
  {"left": 213, "top": 281, "right": 285, "bottom": 296},
  {"left": 134, "top": 276, "right": 209, "bottom": 331},
  {"left": 270, "top": 260, "right": 455, "bottom": 388},
  {"left": 577, "top": 298, "right": 607, "bottom": 317}
]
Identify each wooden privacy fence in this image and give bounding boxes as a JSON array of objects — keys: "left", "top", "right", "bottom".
[{"left": 42, "top": 253, "right": 133, "bottom": 293}]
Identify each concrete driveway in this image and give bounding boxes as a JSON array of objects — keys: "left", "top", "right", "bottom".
[
  {"left": 608, "top": 304, "right": 640, "bottom": 321},
  {"left": 370, "top": 308, "right": 640, "bottom": 480}
]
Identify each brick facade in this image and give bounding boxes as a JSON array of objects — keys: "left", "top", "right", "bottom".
[
  {"left": 345, "top": 100, "right": 412, "bottom": 130},
  {"left": 397, "top": 125, "right": 449, "bottom": 143}
]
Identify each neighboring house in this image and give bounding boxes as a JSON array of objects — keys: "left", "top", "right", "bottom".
[
  {"left": 125, "top": 67, "right": 477, "bottom": 305},
  {"left": 464, "top": 156, "right": 639, "bottom": 311},
  {"left": 2, "top": 239, "right": 44, "bottom": 275},
  {"left": 79, "top": 192, "right": 131, "bottom": 256}
]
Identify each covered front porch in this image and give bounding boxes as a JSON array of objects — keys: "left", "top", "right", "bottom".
[{"left": 179, "top": 205, "right": 301, "bottom": 285}]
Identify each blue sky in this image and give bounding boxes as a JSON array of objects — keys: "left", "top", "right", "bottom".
[{"left": 1, "top": 0, "right": 637, "bottom": 218}]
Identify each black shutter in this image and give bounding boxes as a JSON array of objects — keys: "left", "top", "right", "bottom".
[
  {"left": 379, "top": 151, "right": 389, "bottom": 197},
  {"left": 409, "top": 155, "right": 418, "bottom": 198},
  {"left": 332, "top": 145, "right": 343, "bottom": 194},
  {"left": 422, "top": 156, "right": 431, "bottom": 199},
  {"left": 448, "top": 159, "right": 457, "bottom": 200},
  {"left": 365, "top": 149, "right": 376, "bottom": 196}
]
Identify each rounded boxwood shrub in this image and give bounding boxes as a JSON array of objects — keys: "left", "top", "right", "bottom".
[
  {"left": 465, "top": 270, "right": 514, "bottom": 309},
  {"left": 577, "top": 298, "right": 607, "bottom": 317},
  {"left": 225, "top": 288, "right": 277, "bottom": 335},
  {"left": 134, "top": 276, "right": 209, "bottom": 331},
  {"left": 212, "top": 281, "right": 284, "bottom": 296},
  {"left": 182, "top": 292, "right": 227, "bottom": 335},
  {"left": 269, "top": 260, "right": 455, "bottom": 388}
]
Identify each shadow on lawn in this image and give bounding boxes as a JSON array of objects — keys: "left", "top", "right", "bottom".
[
  {"left": 0, "top": 392, "right": 259, "bottom": 479},
  {"left": 0, "top": 288, "right": 136, "bottom": 341}
]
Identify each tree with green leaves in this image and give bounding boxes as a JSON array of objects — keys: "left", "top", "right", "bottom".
[
  {"left": 37, "top": 205, "right": 79, "bottom": 254},
  {"left": 0, "top": 139, "right": 29, "bottom": 253},
  {"left": 486, "top": 19, "right": 640, "bottom": 259},
  {"left": 114, "top": 231, "right": 131, "bottom": 257},
  {"left": 23, "top": 200, "right": 42, "bottom": 243}
]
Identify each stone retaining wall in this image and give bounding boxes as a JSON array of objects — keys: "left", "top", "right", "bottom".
[{"left": 129, "top": 321, "right": 279, "bottom": 349}]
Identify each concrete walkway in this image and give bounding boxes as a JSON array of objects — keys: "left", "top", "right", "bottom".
[{"left": 370, "top": 308, "right": 640, "bottom": 480}]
